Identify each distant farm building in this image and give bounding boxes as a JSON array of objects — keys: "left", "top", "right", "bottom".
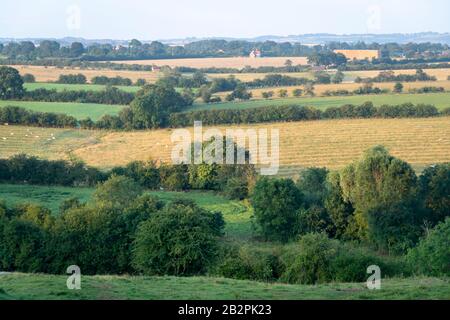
[
  {"left": 151, "top": 65, "right": 162, "bottom": 72},
  {"left": 249, "top": 49, "right": 262, "bottom": 58},
  {"left": 333, "top": 49, "right": 380, "bottom": 61}
]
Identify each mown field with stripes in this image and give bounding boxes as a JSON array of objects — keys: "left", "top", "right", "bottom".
[{"left": 1, "top": 117, "right": 449, "bottom": 176}]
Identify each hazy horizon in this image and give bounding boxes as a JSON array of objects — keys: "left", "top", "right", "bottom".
[{"left": 1, "top": 0, "right": 449, "bottom": 40}]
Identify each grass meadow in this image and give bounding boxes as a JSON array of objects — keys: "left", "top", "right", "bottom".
[
  {"left": 189, "top": 92, "right": 450, "bottom": 111},
  {"left": 0, "top": 274, "right": 448, "bottom": 300},
  {"left": 0, "top": 184, "right": 252, "bottom": 240},
  {"left": 0, "top": 100, "right": 124, "bottom": 120}
]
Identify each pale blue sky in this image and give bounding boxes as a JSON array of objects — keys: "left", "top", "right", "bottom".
[{"left": 1, "top": 0, "right": 449, "bottom": 40}]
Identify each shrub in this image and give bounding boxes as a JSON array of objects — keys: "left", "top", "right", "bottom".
[
  {"left": 92, "top": 175, "right": 143, "bottom": 209},
  {"left": 223, "top": 177, "right": 248, "bottom": 200},
  {"left": 22, "top": 73, "right": 36, "bottom": 83},
  {"left": 297, "top": 205, "right": 335, "bottom": 236},
  {"left": 406, "top": 218, "right": 450, "bottom": 276},
  {"left": 213, "top": 245, "right": 281, "bottom": 282},
  {"left": 330, "top": 244, "right": 393, "bottom": 282},
  {"left": 57, "top": 74, "right": 87, "bottom": 84},
  {"left": 132, "top": 200, "right": 224, "bottom": 276},
  {"left": 0, "top": 218, "right": 47, "bottom": 272},
  {"left": 280, "top": 233, "right": 337, "bottom": 284},
  {"left": 251, "top": 177, "right": 303, "bottom": 242},
  {"left": 419, "top": 163, "right": 450, "bottom": 226}
]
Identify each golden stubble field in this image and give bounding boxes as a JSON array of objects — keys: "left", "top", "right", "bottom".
[
  {"left": 104, "top": 57, "right": 309, "bottom": 69},
  {"left": 10, "top": 64, "right": 450, "bottom": 86},
  {"left": 1, "top": 117, "right": 449, "bottom": 174}
]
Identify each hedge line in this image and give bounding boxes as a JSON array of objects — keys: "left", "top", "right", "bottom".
[{"left": 1, "top": 103, "right": 449, "bottom": 130}]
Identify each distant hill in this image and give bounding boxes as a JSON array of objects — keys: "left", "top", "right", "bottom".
[{"left": 1, "top": 32, "right": 450, "bottom": 46}]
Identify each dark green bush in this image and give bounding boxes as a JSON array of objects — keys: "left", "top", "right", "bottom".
[
  {"left": 280, "top": 233, "right": 338, "bottom": 284},
  {"left": 132, "top": 200, "right": 224, "bottom": 276},
  {"left": 213, "top": 245, "right": 281, "bottom": 282},
  {"left": 406, "top": 218, "right": 450, "bottom": 276},
  {"left": 0, "top": 218, "right": 47, "bottom": 272}
]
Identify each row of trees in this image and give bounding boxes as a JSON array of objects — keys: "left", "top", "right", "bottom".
[
  {"left": 355, "top": 69, "right": 437, "bottom": 83},
  {"left": 169, "top": 103, "right": 444, "bottom": 128},
  {"left": 0, "top": 154, "right": 255, "bottom": 199},
  {"left": 1, "top": 102, "right": 446, "bottom": 131},
  {"left": 22, "top": 87, "right": 135, "bottom": 105},
  {"left": 2, "top": 39, "right": 448, "bottom": 61}
]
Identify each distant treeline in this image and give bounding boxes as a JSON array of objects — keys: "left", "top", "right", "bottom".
[
  {"left": 22, "top": 87, "right": 135, "bottom": 105},
  {"left": 341, "top": 58, "right": 450, "bottom": 71},
  {"left": 1, "top": 39, "right": 449, "bottom": 61},
  {"left": 169, "top": 103, "right": 445, "bottom": 127},
  {"left": 355, "top": 69, "right": 437, "bottom": 83}
]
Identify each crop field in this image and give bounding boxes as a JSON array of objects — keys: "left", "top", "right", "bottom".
[
  {"left": 24, "top": 82, "right": 141, "bottom": 93},
  {"left": 0, "top": 274, "right": 448, "bottom": 300},
  {"left": 192, "top": 92, "right": 450, "bottom": 111},
  {"left": 243, "top": 80, "right": 450, "bottom": 99},
  {"left": 0, "top": 100, "right": 124, "bottom": 120},
  {"left": 0, "top": 184, "right": 252, "bottom": 240},
  {"left": 105, "top": 57, "right": 309, "bottom": 69},
  {"left": 1, "top": 117, "right": 449, "bottom": 174},
  {"left": 9, "top": 65, "right": 162, "bottom": 83}
]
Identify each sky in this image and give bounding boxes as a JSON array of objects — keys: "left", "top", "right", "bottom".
[{"left": 1, "top": 0, "right": 449, "bottom": 40}]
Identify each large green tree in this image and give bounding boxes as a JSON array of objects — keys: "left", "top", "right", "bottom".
[
  {"left": 0, "top": 66, "right": 24, "bottom": 100},
  {"left": 130, "top": 83, "right": 189, "bottom": 129},
  {"left": 251, "top": 177, "right": 303, "bottom": 242}
]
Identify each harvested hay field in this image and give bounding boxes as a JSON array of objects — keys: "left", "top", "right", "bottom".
[
  {"left": 9, "top": 65, "right": 162, "bottom": 83},
  {"left": 2, "top": 117, "right": 448, "bottom": 173},
  {"left": 105, "top": 57, "right": 309, "bottom": 69}
]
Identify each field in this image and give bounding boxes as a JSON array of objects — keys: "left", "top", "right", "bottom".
[
  {"left": 191, "top": 92, "right": 450, "bottom": 111},
  {"left": 105, "top": 57, "right": 309, "bottom": 68},
  {"left": 0, "top": 184, "right": 252, "bottom": 240},
  {"left": 24, "top": 82, "right": 141, "bottom": 93},
  {"left": 9, "top": 65, "right": 161, "bottom": 83},
  {"left": 1, "top": 117, "right": 449, "bottom": 174},
  {"left": 0, "top": 274, "right": 448, "bottom": 300},
  {"left": 0, "top": 100, "right": 124, "bottom": 120},
  {"left": 0, "top": 184, "right": 93, "bottom": 213}
]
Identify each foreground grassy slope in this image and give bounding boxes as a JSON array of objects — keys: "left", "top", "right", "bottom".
[
  {"left": 0, "top": 100, "right": 124, "bottom": 120},
  {"left": 189, "top": 92, "right": 450, "bottom": 112},
  {"left": 0, "top": 274, "right": 448, "bottom": 300},
  {"left": 0, "top": 185, "right": 252, "bottom": 240}
]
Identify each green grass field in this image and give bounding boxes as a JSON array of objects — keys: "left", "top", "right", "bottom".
[
  {"left": 189, "top": 92, "right": 450, "bottom": 112},
  {"left": 24, "top": 82, "right": 141, "bottom": 93},
  {"left": 0, "top": 100, "right": 125, "bottom": 121},
  {"left": 0, "top": 184, "right": 252, "bottom": 240},
  {"left": 0, "top": 274, "right": 448, "bottom": 300}
]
